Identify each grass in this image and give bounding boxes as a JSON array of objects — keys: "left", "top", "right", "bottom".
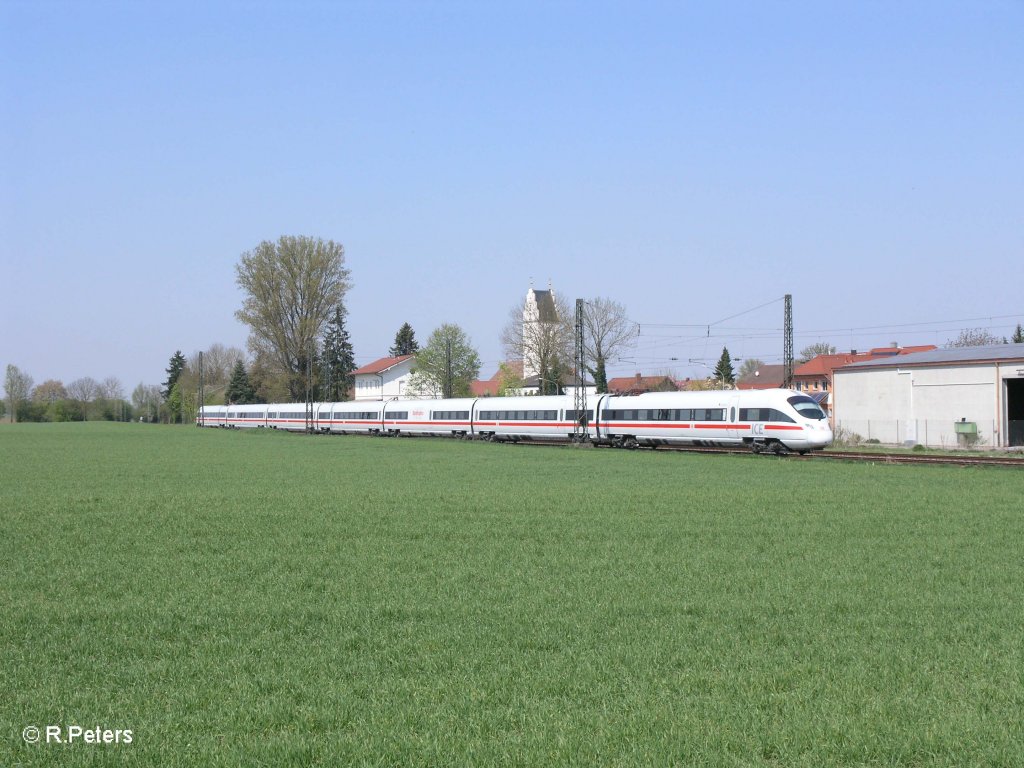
[{"left": 2, "top": 423, "right": 1022, "bottom": 766}]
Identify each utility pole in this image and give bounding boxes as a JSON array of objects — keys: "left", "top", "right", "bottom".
[
  {"left": 783, "top": 293, "right": 794, "bottom": 389},
  {"left": 573, "top": 298, "right": 589, "bottom": 442},
  {"left": 198, "top": 351, "right": 205, "bottom": 427}
]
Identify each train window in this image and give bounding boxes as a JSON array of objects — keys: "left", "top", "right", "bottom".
[
  {"left": 787, "top": 396, "right": 826, "bottom": 420},
  {"left": 430, "top": 411, "right": 466, "bottom": 423},
  {"left": 695, "top": 408, "right": 724, "bottom": 422},
  {"left": 388, "top": 411, "right": 409, "bottom": 420},
  {"left": 565, "top": 410, "right": 593, "bottom": 422},
  {"left": 730, "top": 407, "right": 735, "bottom": 422}
]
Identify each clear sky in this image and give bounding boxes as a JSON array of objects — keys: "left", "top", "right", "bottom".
[{"left": 2, "top": 1, "right": 1022, "bottom": 393}]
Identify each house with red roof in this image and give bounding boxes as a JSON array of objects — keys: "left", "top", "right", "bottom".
[
  {"left": 607, "top": 373, "right": 678, "bottom": 395},
  {"left": 352, "top": 355, "right": 415, "bottom": 400},
  {"left": 736, "top": 364, "right": 786, "bottom": 390}
]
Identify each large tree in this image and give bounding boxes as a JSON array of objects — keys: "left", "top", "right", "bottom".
[
  {"left": 321, "top": 304, "right": 356, "bottom": 402},
  {"left": 1013, "top": 324, "right": 1024, "bottom": 344},
  {"left": 235, "top": 235, "right": 351, "bottom": 400},
  {"left": 389, "top": 323, "right": 419, "bottom": 357},
  {"left": 581, "top": 297, "right": 636, "bottom": 394},
  {"left": 4, "top": 364, "right": 33, "bottom": 423},
  {"left": 407, "top": 324, "right": 481, "bottom": 399},
  {"left": 713, "top": 347, "right": 736, "bottom": 387}
]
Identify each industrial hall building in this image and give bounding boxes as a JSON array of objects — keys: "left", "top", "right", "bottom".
[{"left": 832, "top": 344, "right": 1024, "bottom": 449}]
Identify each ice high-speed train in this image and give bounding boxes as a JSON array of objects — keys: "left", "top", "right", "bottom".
[{"left": 198, "top": 388, "right": 832, "bottom": 453}]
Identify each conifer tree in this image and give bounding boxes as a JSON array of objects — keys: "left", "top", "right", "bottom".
[
  {"left": 1013, "top": 323, "right": 1024, "bottom": 344},
  {"left": 713, "top": 347, "right": 736, "bottom": 387},
  {"left": 225, "top": 360, "right": 258, "bottom": 405},
  {"left": 389, "top": 322, "right": 419, "bottom": 357},
  {"left": 321, "top": 304, "right": 356, "bottom": 401},
  {"left": 162, "top": 351, "right": 187, "bottom": 422}
]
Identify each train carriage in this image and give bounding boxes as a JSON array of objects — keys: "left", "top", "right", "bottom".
[
  {"left": 224, "top": 404, "right": 268, "bottom": 429},
  {"left": 384, "top": 398, "right": 476, "bottom": 437},
  {"left": 320, "top": 402, "right": 383, "bottom": 434},
  {"left": 473, "top": 395, "right": 575, "bottom": 442}
]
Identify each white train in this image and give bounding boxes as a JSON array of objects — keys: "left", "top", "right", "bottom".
[{"left": 198, "top": 388, "right": 832, "bottom": 453}]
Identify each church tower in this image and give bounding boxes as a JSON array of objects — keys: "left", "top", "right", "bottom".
[{"left": 522, "top": 282, "right": 559, "bottom": 380}]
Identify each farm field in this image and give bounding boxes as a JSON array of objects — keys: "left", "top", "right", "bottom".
[{"left": 2, "top": 423, "right": 1022, "bottom": 767}]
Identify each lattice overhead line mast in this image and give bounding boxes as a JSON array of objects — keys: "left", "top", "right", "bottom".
[
  {"left": 573, "top": 298, "right": 589, "bottom": 442},
  {"left": 783, "top": 293, "right": 794, "bottom": 389}
]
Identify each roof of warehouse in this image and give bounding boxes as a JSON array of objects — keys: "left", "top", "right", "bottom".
[{"left": 837, "top": 343, "right": 1024, "bottom": 370}]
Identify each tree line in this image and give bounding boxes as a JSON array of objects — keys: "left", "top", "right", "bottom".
[{"left": 3, "top": 364, "right": 138, "bottom": 423}]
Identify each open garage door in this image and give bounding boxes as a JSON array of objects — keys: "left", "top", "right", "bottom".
[{"left": 1007, "top": 379, "right": 1024, "bottom": 447}]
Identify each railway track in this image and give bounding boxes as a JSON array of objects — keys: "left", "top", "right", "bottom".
[{"left": 653, "top": 444, "right": 1024, "bottom": 467}]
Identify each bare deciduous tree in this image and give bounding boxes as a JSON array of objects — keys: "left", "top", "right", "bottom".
[
  {"left": 197, "top": 343, "right": 246, "bottom": 386},
  {"left": 132, "top": 383, "right": 162, "bottom": 422},
  {"left": 946, "top": 328, "right": 1005, "bottom": 348},
  {"left": 581, "top": 297, "right": 636, "bottom": 393},
  {"left": 66, "top": 377, "right": 100, "bottom": 404},
  {"left": 798, "top": 342, "right": 837, "bottom": 363},
  {"left": 99, "top": 376, "right": 124, "bottom": 401}
]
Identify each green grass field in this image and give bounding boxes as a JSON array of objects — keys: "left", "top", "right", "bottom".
[{"left": 2, "top": 423, "right": 1022, "bottom": 766}]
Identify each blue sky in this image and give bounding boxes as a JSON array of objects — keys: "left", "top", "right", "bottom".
[{"left": 2, "top": 1, "right": 1022, "bottom": 392}]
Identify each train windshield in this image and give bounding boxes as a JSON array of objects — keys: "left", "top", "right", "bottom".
[{"left": 787, "top": 395, "right": 826, "bottom": 420}]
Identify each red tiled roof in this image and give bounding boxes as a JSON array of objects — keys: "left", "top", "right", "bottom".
[
  {"left": 736, "top": 364, "right": 786, "bottom": 389},
  {"left": 607, "top": 374, "right": 676, "bottom": 394},
  {"left": 352, "top": 355, "right": 413, "bottom": 376},
  {"left": 795, "top": 346, "right": 938, "bottom": 378}
]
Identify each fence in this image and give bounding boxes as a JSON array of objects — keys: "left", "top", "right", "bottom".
[{"left": 831, "top": 419, "right": 1018, "bottom": 450}]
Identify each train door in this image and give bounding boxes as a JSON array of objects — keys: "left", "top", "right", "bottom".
[{"left": 726, "top": 394, "right": 743, "bottom": 442}]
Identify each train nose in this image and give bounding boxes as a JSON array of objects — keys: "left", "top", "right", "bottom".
[{"left": 814, "top": 421, "right": 834, "bottom": 448}]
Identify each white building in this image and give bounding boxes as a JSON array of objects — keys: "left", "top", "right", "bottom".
[
  {"left": 351, "top": 355, "right": 415, "bottom": 401},
  {"left": 832, "top": 344, "right": 1024, "bottom": 448}
]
